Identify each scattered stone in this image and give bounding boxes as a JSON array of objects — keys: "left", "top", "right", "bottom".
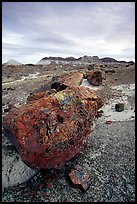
[
  {"left": 102, "top": 76, "right": 106, "bottom": 80},
  {"left": 7, "top": 87, "right": 15, "bottom": 91},
  {"left": 69, "top": 164, "right": 91, "bottom": 191},
  {"left": 106, "top": 120, "right": 112, "bottom": 124},
  {"left": 115, "top": 103, "right": 124, "bottom": 112},
  {"left": 51, "top": 72, "right": 83, "bottom": 91},
  {"left": 96, "top": 110, "right": 104, "bottom": 118},
  {"left": 87, "top": 64, "right": 94, "bottom": 70},
  {"left": 3, "top": 108, "right": 10, "bottom": 113},
  {"left": 3, "top": 104, "right": 14, "bottom": 113},
  {"left": 3, "top": 86, "right": 103, "bottom": 170},
  {"left": 86, "top": 71, "right": 102, "bottom": 86},
  {"left": 105, "top": 69, "right": 115, "bottom": 73}
]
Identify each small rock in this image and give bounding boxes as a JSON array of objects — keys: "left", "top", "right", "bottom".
[
  {"left": 7, "top": 87, "right": 15, "bottom": 91},
  {"left": 87, "top": 64, "right": 94, "bottom": 70},
  {"left": 115, "top": 103, "right": 124, "bottom": 112},
  {"left": 96, "top": 110, "right": 103, "bottom": 118},
  {"left": 3, "top": 108, "right": 10, "bottom": 113},
  {"left": 105, "top": 69, "right": 115, "bottom": 73},
  {"left": 3, "top": 104, "right": 14, "bottom": 113},
  {"left": 106, "top": 120, "right": 112, "bottom": 124},
  {"left": 69, "top": 165, "right": 91, "bottom": 191}
]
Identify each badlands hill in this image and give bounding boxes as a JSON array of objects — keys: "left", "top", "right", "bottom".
[
  {"left": 3, "top": 59, "right": 23, "bottom": 66},
  {"left": 37, "top": 55, "right": 129, "bottom": 65}
]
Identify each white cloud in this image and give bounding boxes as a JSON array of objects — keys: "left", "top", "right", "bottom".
[
  {"left": 2, "top": 2, "right": 135, "bottom": 63},
  {"left": 2, "top": 31, "right": 24, "bottom": 45}
]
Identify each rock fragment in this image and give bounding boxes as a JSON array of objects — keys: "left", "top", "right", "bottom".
[
  {"left": 69, "top": 165, "right": 91, "bottom": 191},
  {"left": 105, "top": 69, "right": 115, "bottom": 73},
  {"left": 115, "top": 103, "right": 124, "bottom": 112},
  {"left": 106, "top": 120, "right": 112, "bottom": 124},
  {"left": 96, "top": 110, "right": 103, "bottom": 118}
]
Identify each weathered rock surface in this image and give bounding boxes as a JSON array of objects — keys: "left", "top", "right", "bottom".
[
  {"left": 27, "top": 88, "right": 56, "bottom": 103},
  {"left": 51, "top": 72, "right": 83, "bottom": 91},
  {"left": 3, "top": 86, "right": 103, "bottom": 170},
  {"left": 69, "top": 165, "right": 91, "bottom": 191},
  {"left": 86, "top": 71, "right": 103, "bottom": 86},
  {"left": 2, "top": 133, "right": 36, "bottom": 190}
]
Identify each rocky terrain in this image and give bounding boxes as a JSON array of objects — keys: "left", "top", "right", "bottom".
[{"left": 2, "top": 60, "right": 135, "bottom": 202}]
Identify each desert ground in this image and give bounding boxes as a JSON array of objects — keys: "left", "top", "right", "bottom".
[{"left": 2, "top": 62, "right": 135, "bottom": 202}]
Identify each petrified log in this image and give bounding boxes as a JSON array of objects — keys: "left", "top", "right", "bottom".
[
  {"left": 86, "top": 70, "right": 102, "bottom": 86},
  {"left": 51, "top": 72, "right": 83, "bottom": 91},
  {"left": 27, "top": 72, "right": 83, "bottom": 102},
  {"left": 3, "top": 86, "right": 103, "bottom": 170}
]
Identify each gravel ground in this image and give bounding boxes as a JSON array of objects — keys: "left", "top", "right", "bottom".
[
  {"left": 2, "top": 63, "right": 135, "bottom": 202},
  {"left": 2, "top": 120, "right": 135, "bottom": 202}
]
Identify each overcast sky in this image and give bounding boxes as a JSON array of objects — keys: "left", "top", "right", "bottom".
[{"left": 2, "top": 2, "right": 135, "bottom": 64}]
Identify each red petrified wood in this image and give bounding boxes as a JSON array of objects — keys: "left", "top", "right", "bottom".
[
  {"left": 51, "top": 72, "right": 83, "bottom": 91},
  {"left": 3, "top": 86, "right": 103, "bottom": 170},
  {"left": 86, "top": 70, "right": 103, "bottom": 86}
]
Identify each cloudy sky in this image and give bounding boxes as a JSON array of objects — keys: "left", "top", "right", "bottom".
[{"left": 2, "top": 2, "right": 135, "bottom": 64}]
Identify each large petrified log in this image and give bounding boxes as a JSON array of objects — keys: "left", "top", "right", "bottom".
[{"left": 3, "top": 86, "right": 103, "bottom": 170}]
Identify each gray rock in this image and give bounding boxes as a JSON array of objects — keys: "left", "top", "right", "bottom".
[
  {"left": 115, "top": 103, "right": 124, "bottom": 112},
  {"left": 2, "top": 134, "right": 37, "bottom": 191}
]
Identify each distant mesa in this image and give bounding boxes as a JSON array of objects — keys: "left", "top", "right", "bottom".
[
  {"left": 37, "top": 55, "right": 101, "bottom": 65},
  {"left": 3, "top": 59, "right": 23, "bottom": 66},
  {"left": 100, "top": 57, "right": 118, "bottom": 63},
  {"left": 37, "top": 55, "right": 129, "bottom": 65},
  {"left": 127, "top": 61, "right": 134, "bottom": 65}
]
